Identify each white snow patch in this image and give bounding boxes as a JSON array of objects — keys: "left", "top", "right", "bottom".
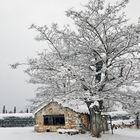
[
  {"left": 57, "top": 99, "right": 89, "bottom": 114},
  {"left": 105, "top": 111, "right": 129, "bottom": 117},
  {"left": 89, "top": 101, "right": 99, "bottom": 108},
  {"left": 57, "top": 129, "right": 79, "bottom": 134},
  {"left": 0, "top": 113, "right": 34, "bottom": 119},
  {"left": 112, "top": 119, "right": 135, "bottom": 126}
]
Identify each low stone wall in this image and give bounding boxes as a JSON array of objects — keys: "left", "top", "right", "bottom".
[{"left": 0, "top": 117, "right": 34, "bottom": 127}]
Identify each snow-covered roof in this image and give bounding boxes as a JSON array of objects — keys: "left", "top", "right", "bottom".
[
  {"left": 34, "top": 99, "right": 89, "bottom": 114},
  {"left": 0, "top": 113, "right": 34, "bottom": 119}
]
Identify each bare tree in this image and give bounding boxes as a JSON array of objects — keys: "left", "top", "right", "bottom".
[{"left": 12, "top": 0, "right": 140, "bottom": 137}]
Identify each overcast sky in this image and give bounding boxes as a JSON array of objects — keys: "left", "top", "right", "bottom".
[{"left": 0, "top": 0, "right": 139, "bottom": 113}]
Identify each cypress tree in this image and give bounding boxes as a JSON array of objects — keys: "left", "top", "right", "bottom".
[{"left": 2, "top": 105, "right": 6, "bottom": 114}]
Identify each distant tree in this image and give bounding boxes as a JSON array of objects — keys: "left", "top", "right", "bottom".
[
  {"left": 14, "top": 106, "right": 16, "bottom": 113},
  {"left": 2, "top": 105, "right": 6, "bottom": 114},
  {"left": 26, "top": 108, "right": 29, "bottom": 113}
]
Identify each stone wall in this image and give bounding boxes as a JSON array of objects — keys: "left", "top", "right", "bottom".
[
  {"left": 34, "top": 102, "right": 89, "bottom": 132},
  {"left": 0, "top": 116, "right": 34, "bottom": 127}
]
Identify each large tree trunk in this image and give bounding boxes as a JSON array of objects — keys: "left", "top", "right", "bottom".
[
  {"left": 86, "top": 101, "right": 102, "bottom": 137},
  {"left": 90, "top": 109, "right": 102, "bottom": 137},
  {"left": 136, "top": 113, "right": 139, "bottom": 129}
]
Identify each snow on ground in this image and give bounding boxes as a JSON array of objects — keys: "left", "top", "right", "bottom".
[{"left": 0, "top": 127, "right": 140, "bottom": 140}]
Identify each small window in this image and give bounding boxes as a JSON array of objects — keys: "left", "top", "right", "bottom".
[{"left": 44, "top": 115, "right": 65, "bottom": 125}]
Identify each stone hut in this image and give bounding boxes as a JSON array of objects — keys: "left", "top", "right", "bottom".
[{"left": 34, "top": 100, "right": 90, "bottom": 132}]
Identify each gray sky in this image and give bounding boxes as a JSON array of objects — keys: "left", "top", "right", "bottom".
[{"left": 0, "top": 0, "right": 139, "bottom": 112}]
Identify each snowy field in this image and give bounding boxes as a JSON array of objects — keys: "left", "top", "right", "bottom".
[{"left": 0, "top": 127, "right": 140, "bottom": 140}]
